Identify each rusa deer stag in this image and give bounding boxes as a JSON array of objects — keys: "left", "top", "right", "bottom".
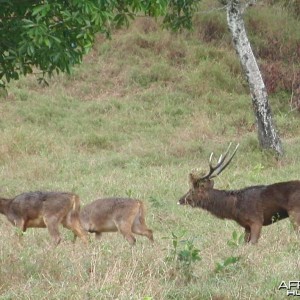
[
  {"left": 178, "top": 143, "right": 300, "bottom": 244},
  {"left": 0, "top": 191, "right": 88, "bottom": 246},
  {"left": 79, "top": 197, "right": 154, "bottom": 245}
]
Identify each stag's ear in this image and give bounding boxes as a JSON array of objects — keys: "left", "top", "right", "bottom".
[{"left": 189, "top": 173, "right": 199, "bottom": 188}]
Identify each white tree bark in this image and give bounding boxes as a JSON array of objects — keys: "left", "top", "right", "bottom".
[{"left": 226, "top": 0, "right": 283, "bottom": 156}]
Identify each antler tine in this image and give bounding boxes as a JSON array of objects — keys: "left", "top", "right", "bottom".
[
  {"left": 209, "top": 153, "right": 225, "bottom": 174},
  {"left": 199, "top": 143, "right": 239, "bottom": 181},
  {"left": 212, "top": 143, "right": 239, "bottom": 178},
  {"left": 209, "top": 152, "right": 214, "bottom": 164},
  {"left": 211, "top": 142, "right": 233, "bottom": 175},
  {"left": 199, "top": 152, "right": 216, "bottom": 180},
  {"left": 217, "top": 154, "right": 223, "bottom": 164}
]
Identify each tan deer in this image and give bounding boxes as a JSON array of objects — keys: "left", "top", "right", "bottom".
[
  {"left": 80, "top": 197, "right": 154, "bottom": 245},
  {"left": 178, "top": 143, "right": 300, "bottom": 244},
  {"left": 0, "top": 191, "right": 88, "bottom": 246}
]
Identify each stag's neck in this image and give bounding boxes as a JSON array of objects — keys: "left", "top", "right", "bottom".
[
  {"left": 0, "top": 197, "right": 12, "bottom": 214},
  {"left": 199, "top": 189, "right": 238, "bottom": 221}
]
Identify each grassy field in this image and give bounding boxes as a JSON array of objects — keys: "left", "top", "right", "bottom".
[{"left": 1, "top": 1, "right": 300, "bottom": 299}]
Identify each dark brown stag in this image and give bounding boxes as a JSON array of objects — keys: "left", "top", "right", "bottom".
[
  {"left": 178, "top": 143, "right": 300, "bottom": 244},
  {"left": 0, "top": 191, "right": 88, "bottom": 246}
]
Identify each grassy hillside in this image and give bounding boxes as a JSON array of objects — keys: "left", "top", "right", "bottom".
[{"left": 1, "top": 1, "right": 300, "bottom": 299}]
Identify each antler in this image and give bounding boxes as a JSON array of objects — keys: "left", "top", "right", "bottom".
[{"left": 199, "top": 143, "right": 239, "bottom": 180}]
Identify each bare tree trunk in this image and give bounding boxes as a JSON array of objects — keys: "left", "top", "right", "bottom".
[{"left": 226, "top": 0, "right": 283, "bottom": 156}]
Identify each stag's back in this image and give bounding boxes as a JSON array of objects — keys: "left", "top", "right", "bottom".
[{"left": 261, "top": 181, "right": 300, "bottom": 206}]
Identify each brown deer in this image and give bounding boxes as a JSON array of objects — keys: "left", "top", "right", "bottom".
[
  {"left": 178, "top": 143, "right": 300, "bottom": 244},
  {"left": 79, "top": 197, "right": 154, "bottom": 245},
  {"left": 0, "top": 191, "right": 88, "bottom": 246}
]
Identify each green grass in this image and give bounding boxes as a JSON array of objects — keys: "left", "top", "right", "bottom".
[{"left": 1, "top": 2, "right": 300, "bottom": 299}]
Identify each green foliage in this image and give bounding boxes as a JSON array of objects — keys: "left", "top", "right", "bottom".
[
  {"left": 165, "top": 231, "right": 201, "bottom": 283},
  {"left": 226, "top": 230, "right": 244, "bottom": 249},
  {"left": 163, "top": 0, "right": 200, "bottom": 31},
  {"left": 215, "top": 256, "right": 240, "bottom": 273},
  {"left": 0, "top": 0, "right": 171, "bottom": 87},
  {"left": 271, "top": 212, "right": 281, "bottom": 224},
  {"left": 215, "top": 231, "right": 242, "bottom": 273},
  {"left": 0, "top": 0, "right": 205, "bottom": 88}
]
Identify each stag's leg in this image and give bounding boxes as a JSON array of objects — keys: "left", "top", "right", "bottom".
[
  {"left": 244, "top": 227, "right": 251, "bottom": 243},
  {"left": 249, "top": 223, "right": 262, "bottom": 244},
  {"left": 288, "top": 210, "right": 300, "bottom": 236},
  {"left": 132, "top": 216, "right": 154, "bottom": 242},
  {"left": 44, "top": 216, "right": 62, "bottom": 246}
]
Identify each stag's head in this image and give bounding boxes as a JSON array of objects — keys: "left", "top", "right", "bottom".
[{"left": 178, "top": 143, "right": 239, "bottom": 207}]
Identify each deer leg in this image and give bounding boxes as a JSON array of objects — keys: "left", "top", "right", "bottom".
[
  {"left": 132, "top": 226, "right": 154, "bottom": 242},
  {"left": 249, "top": 223, "right": 262, "bottom": 244},
  {"left": 44, "top": 217, "right": 61, "bottom": 246},
  {"left": 70, "top": 222, "right": 88, "bottom": 245},
  {"left": 244, "top": 227, "right": 251, "bottom": 243},
  {"left": 132, "top": 217, "right": 154, "bottom": 242},
  {"left": 288, "top": 210, "right": 300, "bottom": 236},
  {"left": 13, "top": 219, "right": 26, "bottom": 244},
  {"left": 62, "top": 214, "right": 88, "bottom": 245},
  {"left": 115, "top": 221, "right": 136, "bottom": 246}
]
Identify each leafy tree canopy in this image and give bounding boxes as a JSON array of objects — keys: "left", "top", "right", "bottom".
[{"left": 0, "top": 0, "right": 198, "bottom": 87}]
